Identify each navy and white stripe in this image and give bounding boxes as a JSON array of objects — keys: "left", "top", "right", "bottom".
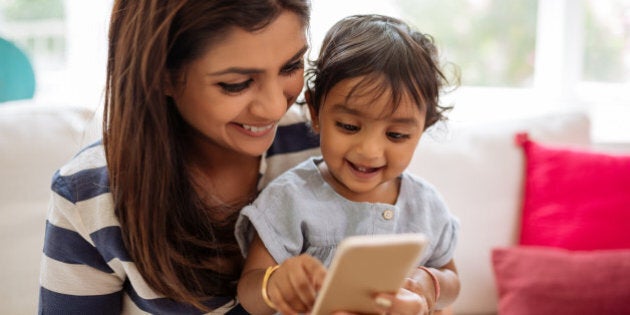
[{"left": 39, "top": 104, "right": 320, "bottom": 314}]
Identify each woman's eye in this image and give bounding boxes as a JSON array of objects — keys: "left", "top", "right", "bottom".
[
  {"left": 280, "top": 60, "right": 304, "bottom": 75},
  {"left": 335, "top": 121, "right": 359, "bottom": 132},
  {"left": 218, "top": 79, "right": 253, "bottom": 93},
  {"left": 387, "top": 132, "right": 411, "bottom": 141}
]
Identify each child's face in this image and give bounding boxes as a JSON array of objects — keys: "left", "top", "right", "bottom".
[{"left": 312, "top": 76, "right": 426, "bottom": 203}]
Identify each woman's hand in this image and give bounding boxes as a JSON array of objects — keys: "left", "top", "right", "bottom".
[
  {"left": 373, "top": 287, "right": 430, "bottom": 315},
  {"left": 332, "top": 278, "right": 432, "bottom": 315},
  {"left": 266, "top": 254, "right": 327, "bottom": 315},
  {"left": 331, "top": 288, "right": 428, "bottom": 315}
]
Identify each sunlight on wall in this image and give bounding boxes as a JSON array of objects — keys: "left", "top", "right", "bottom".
[
  {"left": 1, "top": 0, "right": 626, "bottom": 142},
  {"left": 309, "top": 0, "right": 401, "bottom": 58},
  {"left": 55, "top": 0, "right": 111, "bottom": 108}
]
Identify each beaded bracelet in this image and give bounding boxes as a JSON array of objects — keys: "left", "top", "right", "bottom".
[
  {"left": 261, "top": 265, "right": 280, "bottom": 310},
  {"left": 419, "top": 266, "right": 441, "bottom": 307}
]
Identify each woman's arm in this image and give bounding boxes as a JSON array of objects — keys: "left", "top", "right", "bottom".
[
  {"left": 39, "top": 189, "right": 124, "bottom": 313},
  {"left": 237, "top": 233, "right": 326, "bottom": 315}
]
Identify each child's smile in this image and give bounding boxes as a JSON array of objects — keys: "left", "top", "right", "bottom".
[{"left": 312, "top": 75, "right": 426, "bottom": 203}]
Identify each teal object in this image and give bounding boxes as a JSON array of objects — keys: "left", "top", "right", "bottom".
[{"left": 0, "top": 37, "right": 36, "bottom": 103}]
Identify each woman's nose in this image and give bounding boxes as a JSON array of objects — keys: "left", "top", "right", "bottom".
[{"left": 251, "top": 79, "right": 288, "bottom": 120}]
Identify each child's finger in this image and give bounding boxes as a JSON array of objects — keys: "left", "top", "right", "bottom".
[
  {"left": 287, "top": 265, "right": 318, "bottom": 307},
  {"left": 300, "top": 254, "right": 327, "bottom": 289},
  {"left": 273, "top": 259, "right": 317, "bottom": 312},
  {"left": 269, "top": 275, "right": 307, "bottom": 314}
]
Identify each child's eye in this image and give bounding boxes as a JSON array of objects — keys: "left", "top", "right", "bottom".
[
  {"left": 280, "top": 60, "right": 304, "bottom": 75},
  {"left": 218, "top": 79, "right": 253, "bottom": 94},
  {"left": 387, "top": 132, "right": 411, "bottom": 141},
  {"left": 335, "top": 121, "right": 359, "bottom": 133}
]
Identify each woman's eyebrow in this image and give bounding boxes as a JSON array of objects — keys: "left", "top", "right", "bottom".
[
  {"left": 286, "top": 45, "right": 309, "bottom": 63},
  {"left": 208, "top": 45, "right": 309, "bottom": 76},
  {"left": 209, "top": 67, "right": 264, "bottom": 76}
]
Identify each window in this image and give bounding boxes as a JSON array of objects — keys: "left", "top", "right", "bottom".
[
  {"left": 583, "top": 0, "right": 630, "bottom": 83},
  {"left": 0, "top": 0, "right": 111, "bottom": 107},
  {"left": 0, "top": 0, "right": 66, "bottom": 68},
  {"left": 310, "top": 0, "right": 630, "bottom": 142},
  {"left": 2, "top": 0, "right": 628, "bottom": 142},
  {"left": 395, "top": 0, "right": 538, "bottom": 87}
]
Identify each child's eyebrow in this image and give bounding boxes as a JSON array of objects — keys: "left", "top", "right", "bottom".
[
  {"left": 331, "top": 104, "right": 420, "bottom": 126},
  {"left": 389, "top": 117, "right": 420, "bottom": 125},
  {"left": 331, "top": 103, "right": 361, "bottom": 116}
]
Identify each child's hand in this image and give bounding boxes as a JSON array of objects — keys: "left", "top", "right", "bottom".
[{"left": 266, "top": 254, "right": 327, "bottom": 314}]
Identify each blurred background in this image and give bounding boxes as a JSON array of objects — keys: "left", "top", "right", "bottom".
[{"left": 0, "top": 0, "right": 628, "bottom": 142}]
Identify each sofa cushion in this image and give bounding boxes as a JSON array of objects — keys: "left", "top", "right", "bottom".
[
  {"left": 492, "top": 246, "right": 630, "bottom": 315},
  {"left": 407, "top": 109, "right": 591, "bottom": 314},
  {"left": 0, "top": 101, "right": 100, "bottom": 314},
  {"left": 516, "top": 133, "right": 630, "bottom": 250},
  {"left": 0, "top": 101, "right": 100, "bottom": 204}
]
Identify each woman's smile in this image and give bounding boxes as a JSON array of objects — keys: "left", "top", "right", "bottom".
[{"left": 235, "top": 122, "right": 277, "bottom": 137}]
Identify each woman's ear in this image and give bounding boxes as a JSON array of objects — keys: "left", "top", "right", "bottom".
[
  {"left": 305, "top": 90, "right": 320, "bottom": 132},
  {"left": 163, "top": 73, "right": 175, "bottom": 97}
]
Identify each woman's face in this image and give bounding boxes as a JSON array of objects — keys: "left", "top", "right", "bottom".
[{"left": 170, "top": 11, "right": 307, "bottom": 158}]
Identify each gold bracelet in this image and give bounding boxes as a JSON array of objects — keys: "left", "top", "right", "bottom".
[{"left": 262, "top": 265, "right": 280, "bottom": 310}]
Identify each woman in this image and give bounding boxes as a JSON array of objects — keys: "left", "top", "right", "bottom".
[
  {"left": 38, "top": 1, "right": 432, "bottom": 314},
  {"left": 40, "top": 1, "right": 315, "bottom": 313}
]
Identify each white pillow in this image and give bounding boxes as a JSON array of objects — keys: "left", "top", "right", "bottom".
[
  {"left": 0, "top": 102, "right": 100, "bottom": 204},
  {"left": 407, "top": 109, "right": 591, "bottom": 315},
  {"left": 0, "top": 101, "right": 100, "bottom": 314}
]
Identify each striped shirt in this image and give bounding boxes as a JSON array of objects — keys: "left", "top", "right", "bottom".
[{"left": 39, "top": 105, "right": 320, "bottom": 314}]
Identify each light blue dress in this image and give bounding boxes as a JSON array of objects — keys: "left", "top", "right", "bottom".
[{"left": 236, "top": 157, "right": 460, "bottom": 268}]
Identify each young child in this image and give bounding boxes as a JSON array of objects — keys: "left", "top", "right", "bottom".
[{"left": 236, "top": 14, "right": 460, "bottom": 315}]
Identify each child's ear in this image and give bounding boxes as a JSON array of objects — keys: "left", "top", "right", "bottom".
[{"left": 305, "top": 90, "right": 320, "bottom": 132}]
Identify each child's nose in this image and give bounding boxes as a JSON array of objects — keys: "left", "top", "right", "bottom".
[{"left": 354, "top": 133, "right": 384, "bottom": 160}]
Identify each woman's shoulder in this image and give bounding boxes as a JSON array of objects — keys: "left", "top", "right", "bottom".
[
  {"left": 260, "top": 105, "right": 321, "bottom": 187},
  {"left": 48, "top": 139, "right": 120, "bottom": 245},
  {"left": 266, "top": 157, "right": 320, "bottom": 187},
  {"left": 269, "top": 104, "right": 320, "bottom": 157},
  {"left": 278, "top": 103, "right": 312, "bottom": 126},
  {"left": 52, "top": 140, "right": 109, "bottom": 204},
  {"left": 58, "top": 140, "right": 106, "bottom": 174}
]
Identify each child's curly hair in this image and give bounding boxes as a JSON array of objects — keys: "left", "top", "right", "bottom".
[{"left": 305, "top": 14, "right": 458, "bottom": 129}]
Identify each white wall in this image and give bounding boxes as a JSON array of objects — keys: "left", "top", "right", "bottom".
[{"left": 18, "top": 0, "right": 630, "bottom": 143}]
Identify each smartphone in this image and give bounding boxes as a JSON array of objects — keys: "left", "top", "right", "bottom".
[{"left": 310, "top": 233, "right": 428, "bottom": 315}]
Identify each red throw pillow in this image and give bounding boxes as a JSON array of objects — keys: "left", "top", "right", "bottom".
[
  {"left": 516, "top": 133, "right": 630, "bottom": 250},
  {"left": 492, "top": 246, "right": 630, "bottom": 315}
]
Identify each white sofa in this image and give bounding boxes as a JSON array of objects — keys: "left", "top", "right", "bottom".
[
  {"left": 1, "top": 99, "right": 624, "bottom": 314},
  {"left": 409, "top": 109, "right": 593, "bottom": 314},
  {"left": 0, "top": 100, "right": 101, "bottom": 315}
]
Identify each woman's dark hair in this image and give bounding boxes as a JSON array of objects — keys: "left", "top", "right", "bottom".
[
  {"left": 305, "top": 14, "right": 456, "bottom": 129},
  {"left": 103, "top": 0, "right": 310, "bottom": 310}
]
